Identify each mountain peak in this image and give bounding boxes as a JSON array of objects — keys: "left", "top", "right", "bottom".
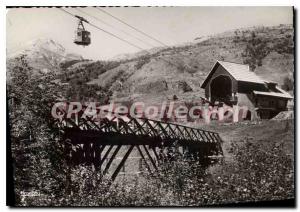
[
  {"left": 7, "top": 38, "right": 84, "bottom": 74},
  {"left": 8, "top": 37, "right": 66, "bottom": 57},
  {"left": 31, "top": 38, "right": 66, "bottom": 53}
]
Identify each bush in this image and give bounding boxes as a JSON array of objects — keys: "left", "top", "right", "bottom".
[
  {"left": 134, "top": 56, "right": 151, "bottom": 70},
  {"left": 242, "top": 32, "right": 270, "bottom": 71},
  {"left": 282, "top": 76, "right": 293, "bottom": 91},
  {"left": 273, "top": 37, "right": 294, "bottom": 55}
]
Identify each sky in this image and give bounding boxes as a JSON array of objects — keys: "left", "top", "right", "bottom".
[{"left": 6, "top": 7, "right": 293, "bottom": 60}]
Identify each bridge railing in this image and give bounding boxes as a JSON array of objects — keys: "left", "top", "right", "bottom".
[{"left": 54, "top": 107, "right": 222, "bottom": 145}]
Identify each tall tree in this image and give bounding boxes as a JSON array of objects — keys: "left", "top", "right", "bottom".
[
  {"left": 242, "top": 32, "right": 270, "bottom": 71},
  {"left": 7, "top": 55, "right": 67, "bottom": 205}
]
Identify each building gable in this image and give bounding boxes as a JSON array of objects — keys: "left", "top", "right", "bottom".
[{"left": 201, "top": 61, "right": 265, "bottom": 88}]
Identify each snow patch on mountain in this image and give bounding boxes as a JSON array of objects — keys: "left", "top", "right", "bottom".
[{"left": 7, "top": 38, "right": 84, "bottom": 74}]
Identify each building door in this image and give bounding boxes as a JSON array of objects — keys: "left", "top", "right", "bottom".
[{"left": 210, "top": 75, "right": 232, "bottom": 104}]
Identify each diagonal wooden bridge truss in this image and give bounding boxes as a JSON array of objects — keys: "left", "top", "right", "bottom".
[{"left": 55, "top": 110, "right": 223, "bottom": 181}]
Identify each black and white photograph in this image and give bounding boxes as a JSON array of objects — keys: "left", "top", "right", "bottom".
[{"left": 6, "top": 5, "right": 295, "bottom": 207}]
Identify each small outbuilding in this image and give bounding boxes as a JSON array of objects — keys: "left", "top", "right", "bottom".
[{"left": 201, "top": 61, "right": 293, "bottom": 119}]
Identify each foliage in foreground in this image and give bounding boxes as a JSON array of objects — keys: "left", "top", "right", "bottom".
[{"left": 19, "top": 128, "right": 294, "bottom": 206}]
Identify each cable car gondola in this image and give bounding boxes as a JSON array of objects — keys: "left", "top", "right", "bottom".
[{"left": 74, "top": 15, "right": 91, "bottom": 46}]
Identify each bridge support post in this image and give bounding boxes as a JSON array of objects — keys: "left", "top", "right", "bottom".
[
  {"left": 111, "top": 145, "right": 135, "bottom": 181},
  {"left": 137, "top": 145, "right": 153, "bottom": 174},
  {"left": 103, "top": 145, "right": 121, "bottom": 175}
]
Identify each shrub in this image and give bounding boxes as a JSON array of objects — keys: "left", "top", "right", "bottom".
[
  {"left": 134, "top": 56, "right": 151, "bottom": 70},
  {"left": 242, "top": 32, "right": 270, "bottom": 71},
  {"left": 282, "top": 76, "right": 293, "bottom": 91}
]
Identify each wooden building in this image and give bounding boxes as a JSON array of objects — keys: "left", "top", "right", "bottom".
[{"left": 201, "top": 61, "right": 293, "bottom": 119}]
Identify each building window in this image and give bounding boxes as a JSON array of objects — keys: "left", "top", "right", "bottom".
[
  {"left": 278, "top": 100, "right": 286, "bottom": 108},
  {"left": 258, "top": 97, "right": 269, "bottom": 107}
]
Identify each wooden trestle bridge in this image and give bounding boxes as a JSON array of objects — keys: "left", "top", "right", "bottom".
[{"left": 55, "top": 108, "right": 223, "bottom": 181}]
